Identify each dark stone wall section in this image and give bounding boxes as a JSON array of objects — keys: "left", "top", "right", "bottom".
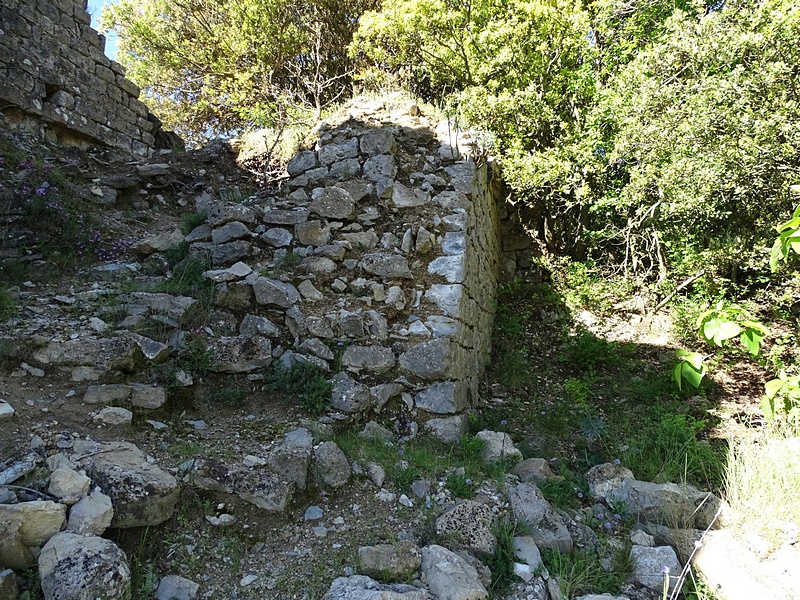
[{"left": 0, "top": 0, "right": 155, "bottom": 155}]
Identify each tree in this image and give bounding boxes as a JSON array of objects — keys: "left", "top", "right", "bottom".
[{"left": 102, "top": 0, "right": 375, "bottom": 143}]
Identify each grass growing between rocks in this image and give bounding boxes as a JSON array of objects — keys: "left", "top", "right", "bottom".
[
  {"left": 333, "top": 431, "right": 509, "bottom": 497},
  {"left": 723, "top": 423, "right": 800, "bottom": 556},
  {"left": 262, "top": 361, "right": 332, "bottom": 413}
]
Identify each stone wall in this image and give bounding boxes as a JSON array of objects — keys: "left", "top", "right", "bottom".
[
  {"left": 131, "top": 97, "right": 505, "bottom": 439},
  {"left": 0, "top": 0, "right": 155, "bottom": 155}
]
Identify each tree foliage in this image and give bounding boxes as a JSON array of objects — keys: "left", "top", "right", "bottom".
[
  {"left": 103, "top": 0, "right": 375, "bottom": 143},
  {"left": 354, "top": 0, "right": 800, "bottom": 278}
]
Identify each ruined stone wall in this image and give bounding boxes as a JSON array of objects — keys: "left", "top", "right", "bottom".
[{"left": 0, "top": 0, "right": 154, "bottom": 155}]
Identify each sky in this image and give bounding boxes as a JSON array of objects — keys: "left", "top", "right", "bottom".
[{"left": 87, "top": 0, "right": 120, "bottom": 61}]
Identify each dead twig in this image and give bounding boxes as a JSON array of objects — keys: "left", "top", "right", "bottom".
[{"left": 654, "top": 269, "right": 706, "bottom": 313}]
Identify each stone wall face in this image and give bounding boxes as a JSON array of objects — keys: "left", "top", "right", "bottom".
[
  {"left": 129, "top": 97, "right": 507, "bottom": 439},
  {"left": 0, "top": 0, "right": 154, "bottom": 155}
]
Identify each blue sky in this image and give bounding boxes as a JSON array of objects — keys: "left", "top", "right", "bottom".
[{"left": 87, "top": 0, "right": 120, "bottom": 60}]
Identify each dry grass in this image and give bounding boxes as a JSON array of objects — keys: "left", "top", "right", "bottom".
[{"left": 723, "top": 424, "right": 800, "bottom": 555}]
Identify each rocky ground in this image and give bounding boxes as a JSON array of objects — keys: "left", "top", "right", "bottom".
[{"left": 1, "top": 97, "right": 798, "bottom": 600}]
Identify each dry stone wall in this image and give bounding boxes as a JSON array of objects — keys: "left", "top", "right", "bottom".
[
  {"left": 144, "top": 98, "right": 503, "bottom": 438},
  {"left": 0, "top": 0, "right": 155, "bottom": 155}
]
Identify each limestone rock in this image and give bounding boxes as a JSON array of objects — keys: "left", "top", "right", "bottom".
[
  {"left": 331, "top": 372, "right": 371, "bottom": 413},
  {"left": 295, "top": 220, "right": 331, "bottom": 246},
  {"left": 67, "top": 490, "right": 114, "bottom": 535},
  {"left": 84, "top": 384, "right": 130, "bottom": 405},
  {"left": 47, "top": 468, "right": 90, "bottom": 505},
  {"left": 287, "top": 150, "right": 318, "bottom": 175},
  {"left": 310, "top": 187, "right": 356, "bottom": 220},
  {"left": 319, "top": 138, "right": 359, "bottom": 165},
  {"left": 322, "top": 575, "right": 428, "bottom": 599},
  {"left": 360, "top": 130, "right": 396, "bottom": 155},
  {"left": 608, "top": 479, "right": 717, "bottom": 528},
  {"left": 93, "top": 406, "right": 134, "bottom": 426},
  {"left": 512, "top": 536, "right": 543, "bottom": 571},
  {"left": 415, "top": 381, "right": 468, "bottom": 414},
  {"left": 392, "top": 183, "right": 430, "bottom": 208},
  {"left": 39, "top": 533, "right": 130, "bottom": 600},
  {"left": 0, "top": 400, "right": 14, "bottom": 420},
  {"left": 475, "top": 430, "right": 522, "bottom": 463},
  {"left": 211, "top": 221, "right": 251, "bottom": 245},
  {"left": 424, "top": 415, "right": 468, "bottom": 443},
  {"left": 0, "top": 501, "right": 66, "bottom": 568},
  {"left": 360, "top": 253, "right": 413, "bottom": 279},
  {"left": 358, "top": 541, "right": 421, "bottom": 582},
  {"left": 585, "top": 462, "right": 634, "bottom": 501},
  {"left": 629, "top": 545, "right": 682, "bottom": 593},
  {"left": 134, "top": 229, "right": 184, "bottom": 255},
  {"left": 187, "top": 458, "right": 292, "bottom": 512},
  {"left": 363, "top": 155, "right": 397, "bottom": 182},
  {"left": 155, "top": 575, "right": 200, "bottom": 600},
  {"left": 240, "top": 314, "right": 281, "bottom": 337},
  {"left": 0, "top": 569, "right": 17, "bottom": 599},
  {"left": 420, "top": 544, "right": 488, "bottom": 600},
  {"left": 399, "top": 339, "right": 453, "bottom": 380},
  {"left": 252, "top": 277, "right": 300, "bottom": 307},
  {"left": 210, "top": 335, "right": 272, "bottom": 372},
  {"left": 313, "top": 441, "right": 351, "bottom": 488},
  {"left": 263, "top": 227, "right": 294, "bottom": 247},
  {"left": 341, "top": 345, "right": 396, "bottom": 374},
  {"left": 435, "top": 501, "right": 496, "bottom": 555},
  {"left": 425, "top": 284, "right": 462, "bottom": 318},
  {"left": 75, "top": 441, "right": 179, "bottom": 528},
  {"left": 129, "top": 383, "right": 167, "bottom": 409},
  {"left": 267, "top": 428, "right": 313, "bottom": 490},
  {"left": 359, "top": 421, "right": 394, "bottom": 443},
  {"left": 511, "top": 458, "right": 555, "bottom": 483}
]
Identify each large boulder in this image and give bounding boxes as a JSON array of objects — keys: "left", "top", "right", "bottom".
[
  {"left": 312, "top": 442, "right": 351, "bottom": 488},
  {"left": 74, "top": 441, "right": 179, "bottom": 528},
  {"left": 267, "top": 428, "right": 313, "bottom": 490},
  {"left": 39, "top": 533, "right": 131, "bottom": 600}
]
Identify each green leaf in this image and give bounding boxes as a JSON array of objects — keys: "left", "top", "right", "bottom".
[
  {"left": 680, "top": 362, "right": 705, "bottom": 389},
  {"left": 701, "top": 318, "right": 741, "bottom": 346},
  {"left": 760, "top": 395, "right": 775, "bottom": 422},
  {"left": 673, "top": 361, "right": 684, "bottom": 391},
  {"left": 765, "top": 378, "right": 785, "bottom": 399},
  {"left": 771, "top": 238, "right": 786, "bottom": 271},
  {"left": 740, "top": 328, "right": 764, "bottom": 356}
]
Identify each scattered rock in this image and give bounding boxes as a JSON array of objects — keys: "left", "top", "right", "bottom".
[
  {"left": 629, "top": 545, "right": 682, "bottom": 593},
  {"left": 421, "top": 544, "right": 488, "bottom": 600},
  {"left": 75, "top": 441, "right": 179, "bottom": 528},
  {"left": 0, "top": 501, "right": 67, "bottom": 568},
  {"left": 322, "top": 575, "right": 427, "bottom": 599},
  {"left": 67, "top": 490, "right": 114, "bottom": 535},
  {"left": 39, "top": 533, "right": 131, "bottom": 600},
  {"left": 94, "top": 406, "right": 134, "bottom": 426},
  {"left": 436, "top": 501, "right": 496, "bottom": 555},
  {"left": 47, "top": 467, "right": 90, "bottom": 505},
  {"left": 358, "top": 541, "right": 421, "bottom": 582},
  {"left": 155, "top": 575, "right": 200, "bottom": 600},
  {"left": 475, "top": 430, "right": 522, "bottom": 463},
  {"left": 313, "top": 441, "right": 351, "bottom": 488}
]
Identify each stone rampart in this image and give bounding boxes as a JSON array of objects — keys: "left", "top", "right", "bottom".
[{"left": 0, "top": 0, "right": 155, "bottom": 155}]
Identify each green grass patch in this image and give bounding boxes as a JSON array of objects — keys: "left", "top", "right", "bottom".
[
  {"left": 262, "top": 361, "right": 332, "bottom": 413},
  {"left": 181, "top": 211, "right": 207, "bottom": 235},
  {"left": 541, "top": 548, "right": 628, "bottom": 598}
]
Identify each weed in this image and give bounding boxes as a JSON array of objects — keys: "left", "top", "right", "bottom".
[
  {"left": 485, "top": 517, "right": 520, "bottom": 595},
  {"left": 541, "top": 548, "right": 626, "bottom": 598},
  {"left": 445, "top": 472, "right": 475, "bottom": 499},
  {"left": 268, "top": 250, "right": 303, "bottom": 277},
  {"left": 262, "top": 361, "right": 332, "bottom": 413},
  {"left": 163, "top": 241, "right": 190, "bottom": 267},
  {"left": 181, "top": 211, "right": 207, "bottom": 235},
  {"left": 209, "top": 383, "right": 247, "bottom": 406},
  {"left": 0, "top": 288, "right": 16, "bottom": 321},
  {"left": 169, "top": 441, "right": 204, "bottom": 458}
]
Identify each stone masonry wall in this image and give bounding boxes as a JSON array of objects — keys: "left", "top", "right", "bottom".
[
  {"left": 0, "top": 0, "right": 154, "bottom": 155},
  {"left": 129, "top": 97, "right": 503, "bottom": 440}
]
